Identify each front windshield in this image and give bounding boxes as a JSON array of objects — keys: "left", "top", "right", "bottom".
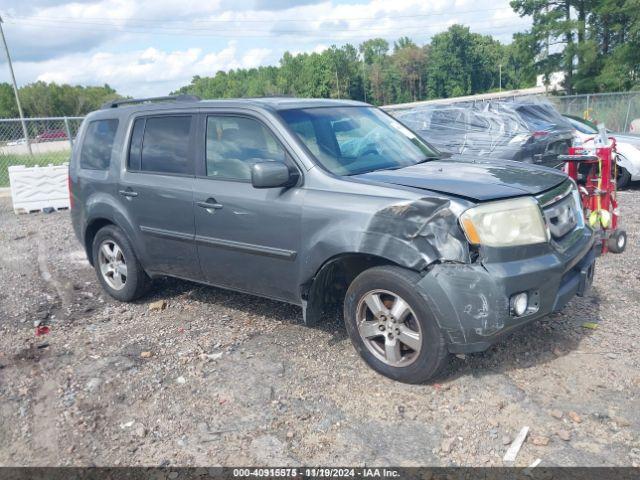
[{"left": 278, "top": 106, "right": 440, "bottom": 176}]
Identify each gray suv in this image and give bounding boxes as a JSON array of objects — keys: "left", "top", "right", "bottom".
[{"left": 70, "top": 96, "right": 596, "bottom": 383}]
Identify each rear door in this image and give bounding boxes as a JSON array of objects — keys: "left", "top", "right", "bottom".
[
  {"left": 193, "top": 112, "right": 304, "bottom": 303},
  {"left": 118, "top": 112, "right": 201, "bottom": 280}
]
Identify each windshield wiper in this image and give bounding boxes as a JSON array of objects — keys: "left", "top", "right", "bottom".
[
  {"left": 417, "top": 151, "right": 452, "bottom": 163},
  {"left": 346, "top": 165, "right": 404, "bottom": 175},
  {"left": 413, "top": 155, "right": 443, "bottom": 165},
  {"left": 348, "top": 153, "right": 449, "bottom": 176}
]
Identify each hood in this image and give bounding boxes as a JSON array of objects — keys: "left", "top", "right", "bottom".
[{"left": 353, "top": 157, "right": 567, "bottom": 201}]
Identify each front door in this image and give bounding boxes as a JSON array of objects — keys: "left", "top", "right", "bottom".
[{"left": 193, "top": 113, "right": 303, "bottom": 303}]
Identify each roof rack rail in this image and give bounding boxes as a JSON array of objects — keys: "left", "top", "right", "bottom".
[{"left": 102, "top": 94, "right": 201, "bottom": 109}]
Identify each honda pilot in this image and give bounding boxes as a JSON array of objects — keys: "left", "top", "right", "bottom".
[{"left": 70, "top": 96, "right": 596, "bottom": 383}]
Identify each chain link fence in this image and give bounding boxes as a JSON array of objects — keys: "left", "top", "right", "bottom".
[
  {"left": 0, "top": 117, "right": 83, "bottom": 188},
  {"left": 547, "top": 92, "right": 640, "bottom": 134}
]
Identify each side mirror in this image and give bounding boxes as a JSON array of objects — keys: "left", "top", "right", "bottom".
[{"left": 251, "top": 162, "right": 297, "bottom": 189}]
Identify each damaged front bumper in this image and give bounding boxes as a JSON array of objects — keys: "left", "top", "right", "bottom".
[{"left": 416, "top": 227, "right": 596, "bottom": 353}]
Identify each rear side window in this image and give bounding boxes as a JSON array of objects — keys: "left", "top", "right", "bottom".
[
  {"left": 128, "top": 115, "right": 193, "bottom": 175},
  {"left": 80, "top": 119, "right": 118, "bottom": 170}
]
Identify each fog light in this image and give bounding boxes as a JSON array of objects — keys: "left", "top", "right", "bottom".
[{"left": 511, "top": 292, "right": 528, "bottom": 316}]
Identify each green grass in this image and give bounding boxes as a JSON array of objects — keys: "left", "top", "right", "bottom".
[{"left": 0, "top": 150, "right": 70, "bottom": 187}]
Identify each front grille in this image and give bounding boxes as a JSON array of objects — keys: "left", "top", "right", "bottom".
[
  {"left": 543, "top": 193, "right": 579, "bottom": 239},
  {"left": 536, "top": 181, "right": 582, "bottom": 242}
]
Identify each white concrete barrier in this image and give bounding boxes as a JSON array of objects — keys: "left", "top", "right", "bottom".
[{"left": 8, "top": 163, "right": 70, "bottom": 214}]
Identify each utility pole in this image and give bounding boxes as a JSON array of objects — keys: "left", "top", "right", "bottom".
[
  {"left": 499, "top": 64, "right": 502, "bottom": 93},
  {"left": 0, "top": 14, "right": 31, "bottom": 155}
]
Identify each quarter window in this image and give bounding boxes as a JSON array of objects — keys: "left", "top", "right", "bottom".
[
  {"left": 80, "top": 119, "right": 118, "bottom": 170},
  {"left": 206, "top": 116, "right": 286, "bottom": 181},
  {"left": 127, "top": 118, "right": 145, "bottom": 171},
  {"left": 129, "top": 115, "right": 193, "bottom": 175}
]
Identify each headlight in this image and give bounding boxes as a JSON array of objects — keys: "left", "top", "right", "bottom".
[{"left": 460, "top": 197, "right": 548, "bottom": 247}]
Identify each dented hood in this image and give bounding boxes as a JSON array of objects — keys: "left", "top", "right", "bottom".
[{"left": 353, "top": 157, "right": 567, "bottom": 201}]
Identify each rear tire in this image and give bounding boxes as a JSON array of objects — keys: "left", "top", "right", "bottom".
[
  {"left": 344, "top": 265, "right": 448, "bottom": 384},
  {"left": 92, "top": 225, "right": 150, "bottom": 302}
]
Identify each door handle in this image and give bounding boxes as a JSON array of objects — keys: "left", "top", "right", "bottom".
[
  {"left": 197, "top": 199, "right": 224, "bottom": 211},
  {"left": 119, "top": 189, "right": 138, "bottom": 197}
]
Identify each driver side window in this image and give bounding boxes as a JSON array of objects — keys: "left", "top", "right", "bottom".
[{"left": 206, "top": 116, "right": 286, "bottom": 181}]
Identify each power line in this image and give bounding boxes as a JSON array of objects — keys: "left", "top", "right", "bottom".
[
  {"left": 3, "top": 21, "right": 522, "bottom": 39},
  {"left": 5, "top": 6, "right": 514, "bottom": 25},
  {"left": 4, "top": 12, "right": 526, "bottom": 32},
  {"left": 3, "top": 17, "right": 526, "bottom": 39}
]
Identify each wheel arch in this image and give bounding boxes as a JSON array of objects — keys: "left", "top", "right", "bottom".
[
  {"left": 300, "top": 252, "right": 407, "bottom": 326},
  {"left": 81, "top": 193, "right": 146, "bottom": 267},
  {"left": 84, "top": 218, "right": 115, "bottom": 265}
]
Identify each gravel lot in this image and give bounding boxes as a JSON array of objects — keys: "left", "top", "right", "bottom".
[{"left": 0, "top": 188, "right": 639, "bottom": 468}]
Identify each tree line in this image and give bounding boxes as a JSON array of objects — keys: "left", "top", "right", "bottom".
[
  {"left": 0, "top": 82, "right": 119, "bottom": 118},
  {"left": 174, "top": 26, "right": 537, "bottom": 105}
]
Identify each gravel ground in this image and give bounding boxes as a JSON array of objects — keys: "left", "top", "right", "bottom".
[{"left": 0, "top": 188, "right": 639, "bottom": 468}]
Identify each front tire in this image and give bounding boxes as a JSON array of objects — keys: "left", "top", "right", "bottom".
[
  {"left": 344, "top": 266, "right": 448, "bottom": 384},
  {"left": 92, "top": 225, "right": 150, "bottom": 302}
]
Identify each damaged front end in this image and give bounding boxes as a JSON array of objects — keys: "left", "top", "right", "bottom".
[
  {"left": 302, "top": 179, "right": 596, "bottom": 354},
  {"left": 361, "top": 196, "right": 527, "bottom": 350},
  {"left": 417, "top": 236, "right": 595, "bottom": 353},
  {"left": 412, "top": 182, "right": 597, "bottom": 352}
]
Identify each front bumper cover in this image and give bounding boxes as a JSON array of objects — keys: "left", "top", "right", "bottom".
[{"left": 416, "top": 228, "right": 596, "bottom": 353}]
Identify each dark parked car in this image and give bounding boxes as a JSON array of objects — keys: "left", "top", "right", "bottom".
[
  {"left": 70, "top": 96, "right": 596, "bottom": 383},
  {"left": 392, "top": 100, "right": 575, "bottom": 170}
]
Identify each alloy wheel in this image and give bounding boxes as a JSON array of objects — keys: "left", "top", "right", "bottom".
[
  {"left": 98, "top": 240, "right": 127, "bottom": 290},
  {"left": 356, "top": 289, "right": 422, "bottom": 367}
]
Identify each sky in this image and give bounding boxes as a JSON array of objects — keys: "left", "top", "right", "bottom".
[{"left": 0, "top": 0, "right": 531, "bottom": 97}]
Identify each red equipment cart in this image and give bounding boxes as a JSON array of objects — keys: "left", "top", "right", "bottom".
[{"left": 559, "top": 137, "right": 627, "bottom": 255}]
